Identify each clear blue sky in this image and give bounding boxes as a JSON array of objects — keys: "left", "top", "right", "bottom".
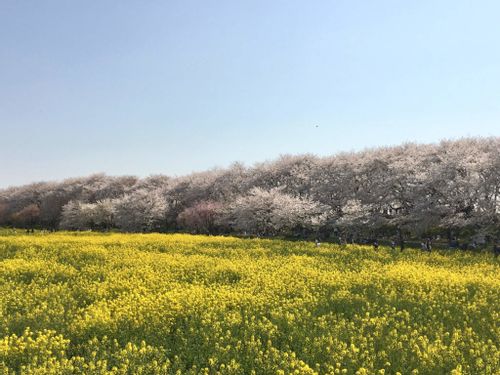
[{"left": 1, "top": 1, "right": 499, "bottom": 188}]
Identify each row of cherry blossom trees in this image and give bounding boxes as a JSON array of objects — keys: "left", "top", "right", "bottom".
[{"left": 1, "top": 137, "right": 499, "bottom": 241}]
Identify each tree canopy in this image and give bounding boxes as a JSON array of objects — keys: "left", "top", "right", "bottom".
[{"left": 1, "top": 137, "right": 498, "bottom": 241}]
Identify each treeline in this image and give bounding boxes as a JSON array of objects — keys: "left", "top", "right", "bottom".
[{"left": 1, "top": 138, "right": 499, "bottom": 243}]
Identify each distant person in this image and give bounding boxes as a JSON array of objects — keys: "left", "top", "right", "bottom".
[
  {"left": 400, "top": 240, "right": 405, "bottom": 252},
  {"left": 426, "top": 238, "right": 432, "bottom": 252},
  {"left": 373, "top": 239, "right": 379, "bottom": 250},
  {"left": 421, "top": 241, "right": 427, "bottom": 251},
  {"left": 390, "top": 241, "right": 396, "bottom": 251},
  {"left": 315, "top": 239, "right": 321, "bottom": 247}
]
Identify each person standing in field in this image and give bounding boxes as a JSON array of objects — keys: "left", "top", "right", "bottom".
[
  {"left": 426, "top": 238, "right": 432, "bottom": 252},
  {"left": 373, "top": 239, "right": 379, "bottom": 250},
  {"left": 390, "top": 240, "right": 396, "bottom": 251}
]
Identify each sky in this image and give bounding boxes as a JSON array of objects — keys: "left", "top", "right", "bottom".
[{"left": 1, "top": 0, "right": 499, "bottom": 188}]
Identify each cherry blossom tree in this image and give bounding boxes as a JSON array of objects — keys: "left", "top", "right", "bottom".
[
  {"left": 113, "top": 189, "right": 168, "bottom": 232},
  {"left": 177, "top": 201, "right": 224, "bottom": 234}
]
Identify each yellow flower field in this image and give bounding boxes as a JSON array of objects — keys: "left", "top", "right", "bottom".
[{"left": 0, "top": 232, "right": 498, "bottom": 374}]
